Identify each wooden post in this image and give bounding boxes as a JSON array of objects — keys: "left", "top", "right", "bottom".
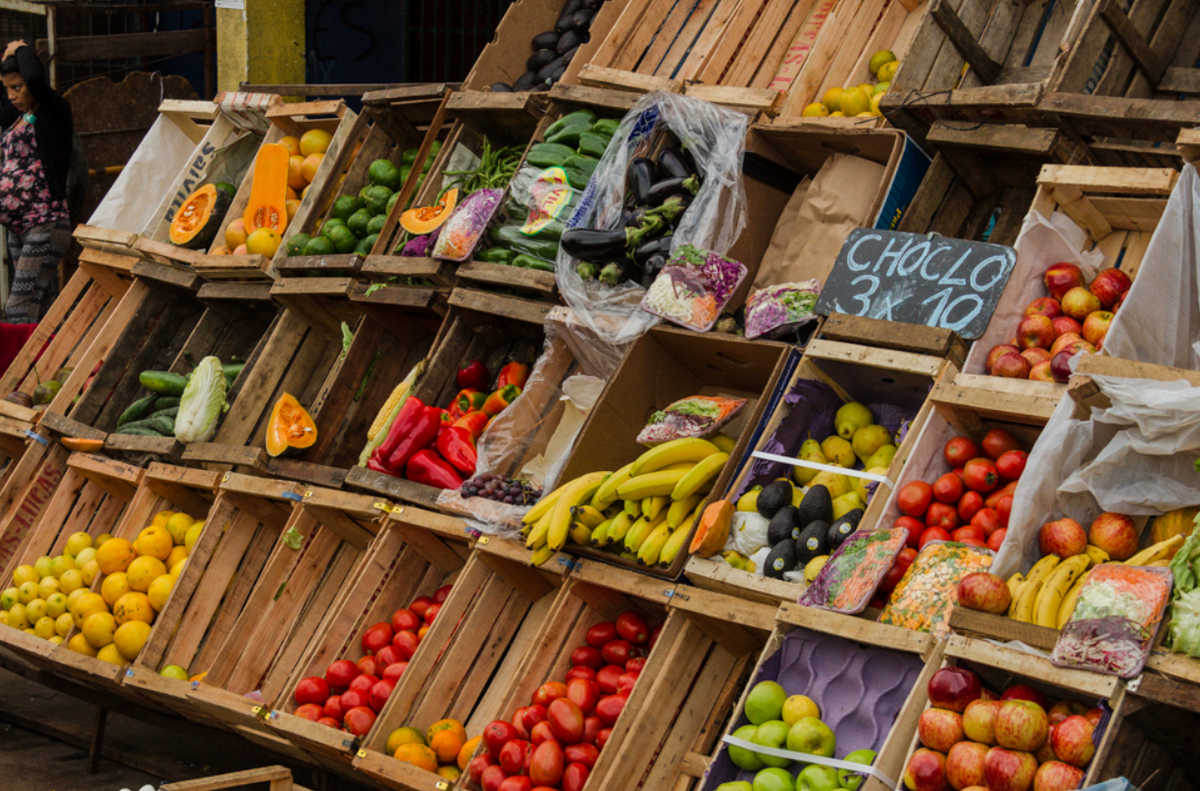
[
  {"left": 45, "top": 4, "right": 56, "bottom": 90},
  {"left": 88, "top": 706, "right": 107, "bottom": 774}
]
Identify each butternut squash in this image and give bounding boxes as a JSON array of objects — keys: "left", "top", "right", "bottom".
[
  {"left": 690, "top": 500, "right": 734, "bottom": 558},
  {"left": 266, "top": 393, "right": 317, "bottom": 457},
  {"left": 243, "top": 142, "right": 290, "bottom": 235}
]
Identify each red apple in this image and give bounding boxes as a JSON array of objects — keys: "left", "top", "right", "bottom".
[
  {"left": 1044, "top": 263, "right": 1084, "bottom": 300},
  {"left": 1017, "top": 315, "right": 1057, "bottom": 350},
  {"left": 1021, "top": 348, "right": 1051, "bottom": 366},
  {"left": 963, "top": 699, "right": 1001, "bottom": 745},
  {"left": 946, "top": 741, "right": 989, "bottom": 789},
  {"left": 1081, "top": 310, "right": 1113, "bottom": 348},
  {"left": 984, "top": 747, "right": 1038, "bottom": 791},
  {"left": 957, "top": 572, "right": 1011, "bottom": 615},
  {"left": 1089, "top": 512, "right": 1139, "bottom": 560},
  {"left": 927, "top": 666, "right": 983, "bottom": 713},
  {"left": 1060, "top": 287, "right": 1101, "bottom": 321},
  {"left": 1050, "top": 333, "right": 1083, "bottom": 357},
  {"left": 995, "top": 700, "right": 1048, "bottom": 752},
  {"left": 1050, "top": 349, "right": 1079, "bottom": 383},
  {"left": 1036, "top": 726, "right": 1058, "bottom": 764},
  {"left": 1083, "top": 707, "right": 1103, "bottom": 726},
  {"left": 987, "top": 344, "right": 1023, "bottom": 373},
  {"left": 1033, "top": 761, "right": 1085, "bottom": 791},
  {"left": 1089, "top": 268, "right": 1132, "bottom": 309},
  {"left": 993, "top": 353, "right": 1032, "bottom": 379},
  {"left": 1029, "top": 362, "right": 1054, "bottom": 382},
  {"left": 1038, "top": 518, "right": 1087, "bottom": 558},
  {"left": 1047, "top": 700, "right": 1088, "bottom": 725},
  {"left": 1050, "top": 715, "right": 1095, "bottom": 767},
  {"left": 1051, "top": 316, "right": 1082, "bottom": 337},
  {"left": 1000, "top": 686, "right": 1047, "bottom": 708},
  {"left": 919, "top": 708, "right": 965, "bottom": 753},
  {"left": 905, "top": 747, "right": 949, "bottom": 791},
  {"left": 1024, "top": 297, "right": 1062, "bottom": 319}
]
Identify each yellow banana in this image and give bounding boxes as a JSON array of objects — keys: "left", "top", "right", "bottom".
[
  {"left": 624, "top": 498, "right": 642, "bottom": 518},
  {"left": 592, "top": 462, "right": 636, "bottom": 510},
  {"left": 1083, "top": 545, "right": 1109, "bottom": 567},
  {"left": 667, "top": 493, "right": 704, "bottom": 529},
  {"left": 659, "top": 525, "right": 690, "bottom": 566},
  {"left": 523, "top": 484, "right": 565, "bottom": 526},
  {"left": 608, "top": 511, "right": 635, "bottom": 542},
  {"left": 1034, "top": 555, "right": 1088, "bottom": 628},
  {"left": 671, "top": 452, "right": 730, "bottom": 502},
  {"left": 1025, "top": 554, "right": 1061, "bottom": 585},
  {"left": 1124, "top": 534, "right": 1184, "bottom": 566},
  {"left": 617, "top": 469, "right": 691, "bottom": 500},
  {"left": 525, "top": 509, "right": 553, "bottom": 549},
  {"left": 709, "top": 433, "right": 736, "bottom": 454},
  {"left": 619, "top": 550, "right": 637, "bottom": 562},
  {"left": 530, "top": 544, "right": 555, "bottom": 567},
  {"left": 637, "top": 522, "right": 673, "bottom": 565},
  {"left": 1148, "top": 559, "right": 1172, "bottom": 567},
  {"left": 642, "top": 495, "right": 668, "bottom": 521},
  {"left": 1012, "top": 579, "right": 1043, "bottom": 623},
  {"left": 626, "top": 511, "right": 667, "bottom": 553},
  {"left": 590, "top": 518, "right": 613, "bottom": 547},
  {"left": 572, "top": 504, "right": 606, "bottom": 528},
  {"left": 1057, "top": 572, "right": 1090, "bottom": 629},
  {"left": 548, "top": 471, "right": 611, "bottom": 550},
  {"left": 630, "top": 437, "right": 720, "bottom": 477},
  {"left": 1006, "top": 573, "right": 1025, "bottom": 599},
  {"left": 569, "top": 521, "right": 593, "bottom": 545}
]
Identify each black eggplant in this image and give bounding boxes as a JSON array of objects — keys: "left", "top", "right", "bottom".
[
  {"left": 576, "top": 261, "right": 598, "bottom": 280},
  {"left": 561, "top": 218, "right": 663, "bottom": 262},
  {"left": 490, "top": 82, "right": 513, "bottom": 93},
  {"left": 633, "top": 236, "right": 672, "bottom": 266},
  {"left": 549, "top": 65, "right": 566, "bottom": 83},
  {"left": 536, "top": 55, "right": 565, "bottom": 84},
  {"left": 528, "top": 49, "right": 558, "bottom": 72},
  {"left": 626, "top": 158, "right": 656, "bottom": 207},
  {"left": 572, "top": 10, "right": 594, "bottom": 30},
  {"left": 532, "top": 31, "right": 561, "bottom": 50},
  {"left": 641, "top": 254, "right": 667, "bottom": 287},
  {"left": 645, "top": 174, "right": 701, "bottom": 206},
  {"left": 658, "top": 147, "right": 698, "bottom": 180},
  {"left": 530, "top": 83, "right": 552, "bottom": 93},
  {"left": 623, "top": 205, "right": 654, "bottom": 229},
  {"left": 557, "top": 30, "right": 581, "bottom": 54},
  {"left": 512, "top": 71, "right": 539, "bottom": 92}
]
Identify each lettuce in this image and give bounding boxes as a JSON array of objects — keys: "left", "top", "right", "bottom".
[
  {"left": 1170, "top": 588, "right": 1200, "bottom": 657},
  {"left": 174, "top": 356, "right": 228, "bottom": 444}
]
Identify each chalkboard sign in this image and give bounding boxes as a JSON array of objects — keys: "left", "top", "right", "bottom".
[{"left": 815, "top": 229, "right": 1017, "bottom": 340}]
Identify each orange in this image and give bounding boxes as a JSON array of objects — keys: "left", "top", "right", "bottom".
[
  {"left": 81, "top": 611, "right": 116, "bottom": 649},
  {"left": 135, "top": 526, "right": 173, "bottom": 561},
  {"left": 458, "top": 735, "right": 481, "bottom": 770},
  {"left": 393, "top": 743, "right": 438, "bottom": 772},
  {"left": 96, "top": 538, "right": 136, "bottom": 574},
  {"left": 113, "top": 591, "right": 154, "bottom": 625},
  {"left": 436, "top": 766, "right": 461, "bottom": 781},
  {"left": 386, "top": 727, "right": 426, "bottom": 754},
  {"left": 299, "top": 128, "right": 331, "bottom": 157},
  {"left": 430, "top": 730, "right": 463, "bottom": 765},
  {"left": 126, "top": 556, "right": 167, "bottom": 592},
  {"left": 287, "top": 156, "right": 307, "bottom": 190},
  {"left": 279, "top": 135, "right": 302, "bottom": 157},
  {"left": 426, "top": 718, "right": 466, "bottom": 746},
  {"left": 67, "top": 633, "right": 97, "bottom": 657},
  {"left": 101, "top": 572, "right": 131, "bottom": 606},
  {"left": 286, "top": 199, "right": 301, "bottom": 221},
  {"left": 301, "top": 153, "right": 323, "bottom": 184}
]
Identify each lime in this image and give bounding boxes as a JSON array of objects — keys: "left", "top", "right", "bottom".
[
  {"left": 346, "top": 208, "right": 373, "bottom": 239},
  {"left": 387, "top": 192, "right": 401, "bottom": 215},
  {"left": 367, "top": 214, "right": 387, "bottom": 236},
  {"left": 214, "top": 182, "right": 236, "bottom": 198},
  {"left": 160, "top": 664, "right": 189, "bottom": 681},
  {"left": 326, "top": 225, "right": 357, "bottom": 253},
  {"left": 286, "top": 233, "right": 311, "bottom": 257},
  {"left": 355, "top": 233, "right": 379, "bottom": 255},
  {"left": 401, "top": 147, "right": 419, "bottom": 166},
  {"left": 321, "top": 217, "right": 347, "bottom": 238},
  {"left": 869, "top": 49, "right": 897, "bottom": 76},
  {"left": 368, "top": 159, "right": 401, "bottom": 190},
  {"left": 363, "top": 185, "right": 394, "bottom": 216},
  {"left": 304, "top": 236, "right": 336, "bottom": 257},
  {"left": 332, "top": 195, "right": 364, "bottom": 222}
]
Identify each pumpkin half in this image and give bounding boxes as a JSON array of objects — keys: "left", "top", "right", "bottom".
[
  {"left": 266, "top": 393, "right": 317, "bottom": 457},
  {"left": 169, "top": 184, "right": 232, "bottom": 249},
  {"left": 244, "top": 142, "right": 291, "bottom": 235},
  {"left": 400, "top": 187, "right": 457, "bottom": 235}
]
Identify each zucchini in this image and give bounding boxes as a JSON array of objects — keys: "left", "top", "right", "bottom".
[
  {"left": 117, "top": 395, "right": 157, "bottom": 427},
  {"left": 139, "top": 371, "right": 188, "bottom": 396},
  {"left": 591, "top": 119, "right": 619, "bottom": 137},
  {"left": 115, "top": 418, "right": 165, "bottom": 434},
  {"left": 476, "top": 247, "right": 516, "bottom": 265},
  {"left": 526, "top": 143, "right": 576, "bottom": 169},
  {"left": 489, "top": 224, "right": 562, "bottom": 260},
  {"left": 512, "top": 254, "right": 555, "bottom": 271},
  {"left": 117, "top": 426, "right": 168, "bottom": 437},
  {"left": 544, "top": 119, "right": 593, "bottom": 148},
  {"left": 578, "top": 132, "right": 610, "bottom": 159},
  {"left": 544, "top": 110, "right": 597, "bottom": 141}
]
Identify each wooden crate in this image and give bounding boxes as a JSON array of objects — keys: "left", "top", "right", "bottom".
[
  {"left": 684, "top": 339, "right": 954, "bottom": 604},
  {"left": 699, "top": 602, "right": 937, "bottom": 791},
  {"left": 344, "top": 290, "right": 553, "bottom": 508},
  {"left": 346, "top": 536, "right": 572, "bottom": 787},
  {"left": 135, "top": 100, "right": 359, "bottom": 282},
  {"left": 896, "top": 122, "right": 1086, "bottom": 246},
  {"left": 363, "top": 94, "right": 548, "bottom": 295},
  {"left": 938, "top": 163, "right": 1177, "bottom": 425}
]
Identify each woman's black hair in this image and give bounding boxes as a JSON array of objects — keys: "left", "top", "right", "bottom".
[{"left": 0, "top": 56, "right": 18, "bottom": 77}]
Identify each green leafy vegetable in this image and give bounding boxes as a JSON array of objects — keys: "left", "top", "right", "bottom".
[{"left": 174, "top": 356, "right": 227, "bottom": 444}]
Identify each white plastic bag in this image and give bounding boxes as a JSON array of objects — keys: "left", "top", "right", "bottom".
[
  {"left": 556, "top": 91, "right": 749, "bottom": 347},
  {"left": 88, "top": 114, "right": 199, "bottom": 233}
]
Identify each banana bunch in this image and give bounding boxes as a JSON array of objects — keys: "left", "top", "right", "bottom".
[
  {"left": 1007, "top": 549, "right": 1101, "bottom": 628},
  {"left": 1122, "top": 534, "right": 1184, "bottom": 566},
  {"left": 520, "top": 437, "right": 729, "bottom": 568}
]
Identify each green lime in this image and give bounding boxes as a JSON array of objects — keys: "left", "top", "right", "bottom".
[
  {"left": 321, "top": 217, "right": 347, "bottom": 238},
  {"left": 160, "top": 664, "right": 189, "bottom": 681},
  {"left": 214, "top": 182, "right": 236, "bottom": 198},
  {"left": 367, "top": 214, "right": 387, "bottom": 236},
  {"left": 285, "top": 233, "right": 311, "bottom": 257},
  {"left": 368, "top": 159, "right": 401, "bottom": 191},
  {"left": 326, "top": 225, "right": 357, "bottom": 253},
  {"left": 387, "top": 192, "right": 401, "bottom": 215},
  {"left": 401, "top": 148, "right": 419, "bottom": 166},
  {"left": 304, "top": 235, "right": 335, "bottom": 256},
  {"left": 332, "top": 195, "right": 364, "bottom": 222},
  {"left": 346, "top": 208, "right": 373, "bottom": 239},
  {"left": 354, "top": 233, "right": 378, "bottom": 255},
  {"left": 400, "top": 164, "right": 412, "bottom": 185},
  {"left": 359, "top": 184, "right": 373, "bottom": 200},
  {"left": 363, "top": 185, "right": 393, "bottom": 216}
]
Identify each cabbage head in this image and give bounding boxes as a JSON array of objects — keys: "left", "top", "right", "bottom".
[{"left": 175, "top": 356, "right": 227, "bottom": 443}]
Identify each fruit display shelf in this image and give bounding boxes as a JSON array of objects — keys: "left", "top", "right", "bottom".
[
  {"left": 135, "top": 99, "right": 358, "bottom": 283},
  {"left": 684, "top": 338, "right": 953, "bottom": 604},
  {"left": 932, "top": 164, "right": 1178, "bottom": 426},
  {"left": 1088, "top": 672, "right": 1200, "bottom": 790},
  {"left": 271, "top": 84, "right": 454, "bottom": 279},
  {"left": 700, "top": 601, "right": 938, "bottom": 791}
]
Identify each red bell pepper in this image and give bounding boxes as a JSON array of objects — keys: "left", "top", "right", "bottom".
[
  {"left": 453, "top": 410, "right": 490, "bottom": 441},
  {"left": 380, "top": 405, "right": 442, "bottom": 472},
  {"left": 446, "top": 401, "right": 463, "bottom": 423},
  {"left": 456, "top": 359, "right": 489, "bottom": 391},
  {"left": 482, "top": 385, "right": 521, "bottom": 417},
  {"left": 376, "top": 397, "right": 424, "bottom": 462},
  {"left": 455, "top": 388, "right": 487, "bottom": 415},
  {"left": 497, "top": 362, "right": 530, "bottom": 390},
  {"left": 406, "top": 449, "right": 464, "bottom": 489},
  {"left": 436, "top": 426, "right": 477, "bottom": 475}
]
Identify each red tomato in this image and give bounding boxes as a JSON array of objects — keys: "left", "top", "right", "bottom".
[
  {"left": 944, "top": 436, "right": 981, "bottom": 468},
  {"left": 596, "top": 729, "right": 612, "bottom": 750},
  {"left": 970, "top": 508, "right": 1002, "bottom": 536},
  {"left": 369, "top": 678, "right": 395, "bottom": 713},
  {"left": 498, "top": 776, "right": 534, "bottom": 791},
  {"left": 294, "top": 676, "right": 330, "bottom": 706},
  {"left": 469, "top": 754, "right": 498, "bottom": 786},
  {"left": 595, "top": 694, "right": 627, "bottom": 727},
  {"left": 484, "top": 720, "right": 520, "bottom": 756},
  {"left": 566, "top": 678, "right": 599, "bottom": 715},
  {"left": 529, "top": 740, "right": 565, "bottom": 787},
  {"left": 516, "top": 705, "right": 545, "bottom": 737},
  {"left": 615, "top": 610, "right": 650, "bottom": 644},
  {"left": 424, "top": 603, "right": 441, "bottom": 623},
  {"left": 957, "top": 491, "right": 984, "bottom": 523},
  {"left": 570, "top": 645, "right": 603, "bottom": 669},
  {"left": 343, "top": 706, "right": 376, "bottom": 736},
  {"left": 583, "top": 715, "right": 602, "bottom": 745},
  {"left": 563, "top": 762, "right": 590, "bottom": 791},
  {"left": 985, "top": 481, "right": 1018, "bottom": 509},
  {"left": 322, "top": 694, "right": 344, "bottom": 722},
  {"left": 932, "top": 472, "right": 965, "bottom": 504},
  {"left": 963, "top": 458, "right": 999, "bottom": 492},
  {"left": 533, "top": 681, "right": 568, "bottom": 708},
  {"left": 409, "top": 596, "right": 434, "bottom": 620},
  {"left": 392, "top": 629, "right": 421, "bottom": 660},
  {"left": 317, "top": 717, "right": 340, "bottom": 728},
  {"left": 982, "top": 428, "right": 1021, "bottom": 459},
  {"left": 996, "top": 450, "right": 1027, "bottom": 480},
  {"left": 617, "top": 671, "right": 638, "bottom": 695},
  {"left": 586, "top": 622, "right": 617, "bottom": 647},
  {"left": 897, "top": 481, "right": 934, "bottom": 517},
  {"left": 894, "top": 516, "right": 925, "bottom": 549},
  {"left": 391, "top": 608, "right": 421, "bottom": 632},
  {"left": 530, "top": 720, "right": 555, "bottom": 745},
  {"left": 433, "top": 584, "right": 453, "bottom": 604},
  {"left": 564, "top": 743, "right": 599, "bottom": 770},
  {"left": 919, "top": 527, "right": 950, "bottom": 549},
  {"left": 374, "top": 645, "right": 403, "bottom": 669},
  {"left": 356, "top": 655, "right": 378, "bottom": 677},
  {"left": 953, "top": 467, "right": 965, "bottom": 479},
  {"left": 880, "top": 547, "right": 916, "bottom": 592},
  {"left": 381, "top": 661, "right": 407, "bottom": 682},
  {"left": 958, "top": 538, "right": 987, "bottom": 548},
  {"left": 348, "top": 674, "right": 378, "bottom": 693},
  {"left": 996, "top": 495, "right": 1013, "bottom": 526},
  {"left": 295, "top": 703, "right": 324, "bottom": 722},
  {"left": 499, "top": 739, "right": 533, "bottom": 776},
  {"left": 480, "top": 765, "right": 507, "bottom": 791},
  {"left": 596, "top": 665, "right": 624, "bottom": 695},
  {"left": 548, "top": 697, "right": 585, "bottom": 743},
  {"left": 925, "top": 502, "right": 960, "bottom": 531},
  {"left": 361, "top": 622, "right": 393, "bottom": 655},
  {"left": 324, "top": 659, "right": 359, "bottom": 692},
  {"left": 565, "top": 665, "right": 597, "bottom": 683},
  {"left": 625, "top": 656, "right": 646, "bottom": 673},
  {"left": 648, "top": 625, "right": 662, "bottom": 649},
  {"left": 512, "top": 707, "right": 530, "bottom": 739},
  {"left": 951, "top": 526, "right": 986, "bottom": 543},
  {"left": 601, "top": 639, "right": 632, "bottom": 666},
  {"left": 340, "top": 688, "right": 369, "bottom": 710},
  {"left": 987, "top": 528, "right": 1007, "bottom": 552}
]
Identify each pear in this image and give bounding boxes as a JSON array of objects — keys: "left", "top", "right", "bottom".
[
  {"left": 852, "top": 424, "right": 891, "bottom": 464},
  {"left": 820, "top": 436, "right": 856, "bottom": 468},
  {"left": 854, "top": 466, "right": 890, "bottom": 503},
  {"left": 736, "top": 486, "right": 763, "bottom": 512},
  {"left": 866, "top": 444, "right": 898, "bottom": 470},
  {"left": 810, "top": 471, "right": 852, "bottom": 499},
  {"left": 832, "top": 491, "right": 867, "bottom": 520},
  {"left": 31, "top": 380, "right": 60, "bottom": 406},
  {"left": 793, "top": 438, "right": 826, "bottom": 486},
  {"left": 835, "top": 402, "right": 873, "bottom": 440}
]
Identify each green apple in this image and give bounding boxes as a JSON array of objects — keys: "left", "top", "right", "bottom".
[
  {"left": 786, "top": 717, "right": 836, "bottom": 758},
  {"left": 728, "top": 725, "right": 765, "bottom": 771},
  {"left": 796, "top": 764, "right": 840, "bottom": 791},
  {"left": 838, "top": 749, "right": 877, "bottom": 791},
  {"left": 716, "top": 783, "right": 753, "bottom": 791},
  {"left": 753, "top": 720, "right": 793, "bottom": 768},
  {"left": 752, "top": 767, "right": 795, "bottom": 791},
  {"left": 745, "top": 680, "right": 788, "bottom": 724}
]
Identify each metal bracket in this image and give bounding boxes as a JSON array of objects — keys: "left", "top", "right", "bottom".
[
  {"left": 664, "top": 589, "right": 689, "bottom": 601},
  {"left": 222, "top": 472, "right": 230, "bottom": 483},
  {"left": 282, "top": 491, "right": 303, "bottom": 502},
  {"left": 357, "top": 748, "right": 368, "bottom": 758},
  {"left": 1127, "top": 676, "right": 1142, "bottom": 692},
  {"left": 557, "top": 556, "right": 581, "bottom": 571},
  {"left": 24, "top": 430, "right": 48, "bottom": 446},
  {"left": 477, "top": 535, "right": 490, "bottom": 545},
  {"left": 373, "top": 501, "right": 395, "bottom": 513}
]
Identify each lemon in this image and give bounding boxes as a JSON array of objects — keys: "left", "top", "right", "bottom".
[
  {"left": 96, "top": 538, "right": 136, "bottom": 575},
  {"left": 135, "top": 526, "right": 173, "bottom": 562},
  {"left": 246, "top": 228, "right": 282, "bottom": 258},
  {"left": 66, "top": 588, "right": 87, "bottom": 608},
  {"left": 160, "top": 664, "right": 189, "bottom": 680},
  {"left": 300, "top": 128, "right": 332, "bottom": 157},
  {"left": 782, "top": 694, "right": 821, "bottom": 725},
  {"left": 877, "top": 60, "right": 899, "bottom": 83},
  {"left": 97, "top": 643, "right": 125, "bottom": 665},
  {"left": 17, "top": 581, "right": 38, "bottom": 604},
  {"left": 114, "top": 592, "right": 154, "bottom": 626},
  {"left": 839, "top": 87, "right": 871, "bottom": 116},
  {"left": 102, "top": 572, "right": 131, "bottom": 606},
  {"left": 152, "top": 511, "right": 175, "bottom": 528},
  {"left": 58, "top": 568, "right": 84, "bottom": 594},
  {"left": 13, "top": 564, "right": 38, "bottom": 587},
  {"left": 33, "top": 556, "right": 52, "bottom": 579},
  {"left": 856, "top": 82, "right": 875, "bottom": 95},
  {"left": 166, "top": 546, "right": 188, "bottom": 570},
  {"left": 170, "top": 558, "right": 187, "bottom": 577},
  {"left": 870, "top": 93, "right": 884, "bottom": 115},
  {"left": 94, "top": 532, "right": 114, "bottom": 547},
  {"left": 113, "top": 620, "right": 152, "bottom": 661},
  {"left": 0, "top": 587, "right": 16, "bottom": 609},
  {"left": 184, "top": 522, "right": 203, "bottom": 551},
  {"left": 49, "top": 555, "right": 76, "bottom": 579},
  {"left": 147, "top": 574, "right": 175, "bottom": 611},
  {"left": 25, "top": 598, "right": 46, "bottom": 622},
  {"left": 45, "top": 592, "right": 67, "bottom": 618},
  {"left": 33, "top": 616, "right": 56, "bottom": 640},
  {"left": 82, "top": 611, "right": 117, "bottom": 649},
  {"left": 7, "top": 602, "right": 29, "bottom": 629},
  {"left": 829, "top": 111, "right": 846, "bottom": 117},
  {"left": 0, "top": 611, "right": 7, "bottom": 627},
  {"left": 80, "top": 560, "right": 99, "bottom": 586},
  {"left": 37, "top": 576, "right": 59, "bottom": 599},
  {"left": 127, "top": 556, "right": 167, "bottom": 592},
  {"left": 65, "top": 531, "right": 93, "bottom": 557},
  {"left": 67, "top": 633, "right": 97, "bottom": 657},
  {"left": 55, "top": 612, "right": 73, "bottom": 636},
  {"left": 71, "top": 592, "right": 107, "bottom": 621},
  {"left": 48, "top": 635, "right": 62, "bottom": 645},
  {"left": 821, "top": 87, "right": 845, "bottom": 113},
  {"left": 874, "top": 81, "right": 890, "bottom": 95},
  {"left": 801, "top": 103, "right": 831, "bottom": 117},
  {"left": 869, "top": 49, "right": 897, "bottom": 75},
  {"left": 165, "top": 513, "right": 194, "bottom": 545},
  {"left": 75, "top": 547, "right": 97, "bottom": 566}
]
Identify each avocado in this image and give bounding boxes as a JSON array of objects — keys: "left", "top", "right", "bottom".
[
  {"left": 796, "top": 485, "right": 833, "bottom": 528},
  {"left": 767, "top": 506, "right": 801, "bottom": 545},
  {"left": 756, "top": 480, "right": 794, "bottom": 519},
  {"left": 827, "top": 511, "right": 862, "bottom": 550},
  {"left": 764, "top": 539, "right": 797, "bottom": 579},
  {"left": 796, "top": 521, "right": 830, "bottom": 564}
]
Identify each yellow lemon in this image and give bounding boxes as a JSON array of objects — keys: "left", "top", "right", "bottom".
[
  {"left": 66, "top": 588, "right": 87, "bottom": 608},
  {"left": 127, "top": 556, "right": 167, "bottom": 592},
  {"left": 135, "top": 527, "right": 173, "bottom": 562},
  {"left": 839, "top": 87, "right": 871, "bottom": 116},
  {"left": 33, "top": 615, "right": 56, "bottom": 640},
  {"left": 13, "top": 564, "right": 38, "bottom": 587},
  {"left": 184, "top": 522, "right": 203, "bottom": 551},
  {"left": 387, "top": 727, "right": 428, "bottom": 754},
  {"left": 33, "top": 556, "right": 52, "bottom": 579},
  {"left": 166, "top": 546, "right": 188, "bottom": 570},
  {"left": 71, "top": 591, "right": 107, "bottom": 621},
  {"left": 49, "top": 555, "right": 76, "bottom": 579},
  {"left": 44, "top": 592, "right": 67, "bottom": 618},
  {"left": 48, "top": 635, "right": 62, "bottom": 645},
  {"left": 856, "top": 82, "right": 875, "bottom": 96},
  {"left": 58, "top": 568, "right": 84, "bottom": 594},
  {"left": 299, "top": 128, "right": 331, "bottom": 157},
  {"left": 101, "top": 572, "right": 131, "bottom": 606},
  {"left": 113, "top": 620, "right": 152, "bottom": 661},
  {"left": 147, "top": 574, "right": 175, "bottom": 611},
  {"left": 821, "top": 87, "right": 845, "bottom": 113},
  {"left": 877, "top": 60, "right": 899, "bottom": 83},
  {"left": 17, "top": 581, "right": 38, "bottom": 604},
  {"left": 160, "top": 664, "right": 189, "bottom": 680},
  {"left": 24, "top": 598, "right": 46, "bottom": 622},
  {"left": 37, "top": 576, "right": 59, "bottom": 599},
  {"left": 246, "top": 228, "right": 282, "bottom": 258},
  {"left": 97, "top": 643, "right": 125, "bottom": 665},
  {"left": 65, "top": 531, "right": 93, "bottom": 557},
  {"left": 782, "top": 694, "right": 821, "bottom": 725},
  {"left": 114, "top": 592, "right": 155, "bottom": 625},
  {"left": 152, "top": 511, "right": 176, "bottom": 528},
  {"left": 75, "top": 547, "right": 97, "bottom": 566},
  {"left": 55, "top": 612, "right": 73, "bottom": 636},
  {"left": 870, "top": 93, "right": 884, "bottom": 115},
  {"left": 0, "top": 610, "right": 7, "bottom": 627},
  {"left": 0, "top": 586, "right": 17, "bottom": 609},
  {"left": 170, "top": 558, "right": 187, "bottom": 577},
  {"left": 94, "top": 532, "right": 114, "bottom": 547},
  {"left": 869, "top": 49, "right": 897, "bottom": 75},
  {"left": 96, "top": 538, "right": 136, "bottom": 574},
  {"left": 67, "top": 633, "right": 97, "bottom": 657},
  {"left": 6, "top": 602, "right": 29, "bottom": 629},
  {"left": 80, "top": 560, "right": 99, "bottom": 586},
  {"left": 165, "top": 513, "right": 194, "bottom": 545},
  {"left": 82, "top": 611, "right": 117, "bottom": 649},
  {"left": 829, "top": 111, "right": 846, "bottom": 117},
  {"left": 801, "top": 103, "right": 831, "bottom": 117}
]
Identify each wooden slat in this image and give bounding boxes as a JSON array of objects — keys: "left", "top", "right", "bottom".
[
  {"left": 38, "top": 29, "right": 208, "bottom": 62},
  {"left": 929, "top": 0, "right": 1001, "bottom": 84},
  {"left": 1038, "top": 164, "right": 1179, "bottom": 194}
]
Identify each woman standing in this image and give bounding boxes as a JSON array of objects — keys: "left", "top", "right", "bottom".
[{"left": 0, "top": 39, "right": 75, "bottom": 324}]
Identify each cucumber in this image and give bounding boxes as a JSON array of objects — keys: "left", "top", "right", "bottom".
[
  {"left": 154, "top": 397, "right": 181, "bottom": 410},
  {"left": 148, "top": 414, "right": 176, "bottom": 435},
  {"left": 148, "top": 407, "right": 179, "bottom": 420},
  {"left": 117, "top": 426, "right": 167, "bottom": 437},
  {"left": 117, "top": 395, "right": 157, "bottom": 427},
  {"left": 115, "top": 418, "right": 165, "bottom": 434},
  {"left": 140, "top": 371, "right": 187, "bottom": 396},
  {"left": 222, "top": 363, "right": 245, "bottom": 380}
]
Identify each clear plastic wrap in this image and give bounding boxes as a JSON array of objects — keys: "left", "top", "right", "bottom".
[
  {"left": 640, "top": 245, "right": 748, "bottom": 331},
  {"left": 879, "top": 541, "right": 994, "bottom": 638},
  {"left": 635, "top": 395, "right": 746, "bottom": 444},
  {"left": 745, "top": 280, "right": 822, "bottom": 340},
  {"left": 556, "top": 91, "right": 749, "bottom": 346},
  {"left": 800, "top": 528, "right": 909, "bottom": 614},
  {"left": 432, "top": 187, "right": 504, "bottom": 261}
]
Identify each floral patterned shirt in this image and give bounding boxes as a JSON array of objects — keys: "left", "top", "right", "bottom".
[{"left": 0, "top": 121, "right": 68, "bottom": 236}]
